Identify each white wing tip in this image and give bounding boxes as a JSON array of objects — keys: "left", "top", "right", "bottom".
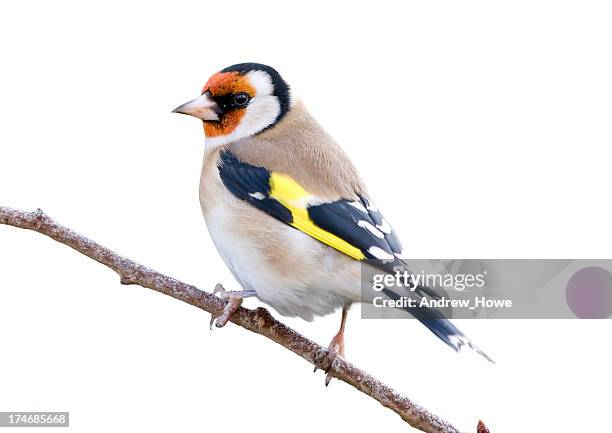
[{"left": 449, "top": 335, "right": 495, "bottom": 364}]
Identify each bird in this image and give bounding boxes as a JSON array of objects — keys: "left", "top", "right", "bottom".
[{"left": 173, "top": 63, "right": 492, "bottom": 384}]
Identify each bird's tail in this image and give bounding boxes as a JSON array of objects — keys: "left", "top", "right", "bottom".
[{"left": 382, "top": 288, "right": 495, "bottom": 363}]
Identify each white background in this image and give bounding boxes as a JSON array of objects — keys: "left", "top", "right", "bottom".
[{"left": 1, "top": 1, "right": 611, "bottom": 432}]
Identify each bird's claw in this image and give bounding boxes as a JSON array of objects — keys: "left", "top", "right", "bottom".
[
  {"left": 209, "top": 284, "right": 246, "bottom": 329},
  {"left": 324, "top": 334, "right": 345, "bottom": 387}
]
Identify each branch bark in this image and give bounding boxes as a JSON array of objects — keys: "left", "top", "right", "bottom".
[{"left": 0, "top": 206, "right": 489, "bottom": 433}]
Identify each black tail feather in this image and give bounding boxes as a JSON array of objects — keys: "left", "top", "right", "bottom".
[{"left": 382, "top": 288, "right": 494, "bottom": 363}]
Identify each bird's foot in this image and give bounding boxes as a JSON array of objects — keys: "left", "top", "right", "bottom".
[
  {"left": 324, "top": 333, "right": 345, "bottom": 386},
  {"left": 209, "top": 284, "right": 256, "bottom": 329}
]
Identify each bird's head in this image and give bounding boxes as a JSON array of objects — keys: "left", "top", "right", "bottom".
[{"left": 173, "top": 63, "right": 291, "bottom": 146}]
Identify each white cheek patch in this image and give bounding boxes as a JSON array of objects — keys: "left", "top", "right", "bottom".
[
  {"left": 243, "top": 96, "right": 281, "bottom": 131},
  {"left": 205, "top": 96, "right": 281, "bottom": 148},
  {"left": 247, "top": 70, "right": 275, "bottom": 96},
  {"left": 204, "top": 70, "right": 281, "bottom": 149}
]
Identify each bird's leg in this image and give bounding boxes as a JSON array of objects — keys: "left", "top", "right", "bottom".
[
  {"left": 324, "top": 303, "right": 351, "bottom": 386},
  {"left": 210, "top": 284, "right": 257, "bottom": 329}
]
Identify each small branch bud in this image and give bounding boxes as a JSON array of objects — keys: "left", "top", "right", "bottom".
[{"left": 477, "top": 420, "right": 490, "bottom": 433}]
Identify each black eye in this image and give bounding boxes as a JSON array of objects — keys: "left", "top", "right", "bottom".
[{"left": 233, "top": 92, "right": 250, "bottom": 107}]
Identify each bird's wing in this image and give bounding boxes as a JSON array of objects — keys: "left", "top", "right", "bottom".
[
  {"left": 218, "top": 150, "right": 408, "bottom": 273},
  {"left": 217, "top": 150, "right": 492, "bottom": 362}
]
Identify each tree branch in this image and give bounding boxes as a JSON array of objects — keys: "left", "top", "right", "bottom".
[{"left": 0, "top": 206, "right": 489, "bottom": 433}]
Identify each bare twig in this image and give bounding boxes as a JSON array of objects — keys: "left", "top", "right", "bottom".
[{"left": 0, "top": 206, "right": 489, "bottom": 433}]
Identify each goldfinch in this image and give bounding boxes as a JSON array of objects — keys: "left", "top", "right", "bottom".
[{"left": 173, "top": 63, "right": 491, "bottom": 381}]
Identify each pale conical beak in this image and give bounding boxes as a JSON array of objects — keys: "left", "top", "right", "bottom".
[{"left": 172, "top": 92, "right": 221, "bottom": 121}]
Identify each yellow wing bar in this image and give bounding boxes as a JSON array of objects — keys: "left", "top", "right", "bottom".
[{"left": 269, "top": 172, "right": 366, "bottom": 261}]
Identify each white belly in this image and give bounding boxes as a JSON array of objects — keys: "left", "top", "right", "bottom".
[{"left": 203, "top": 202, "right": 361, "bottom": 321}]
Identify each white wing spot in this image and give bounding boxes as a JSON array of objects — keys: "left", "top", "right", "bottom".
[
  {"left": 395, "top": 250, "right": 409, "bottom": 260},
  {"left": 348, "top": 201, "right": 368, "bottom": 213},
  {"left": 249, "top": 192, "right": 266, "bottom": 200},
  {"left": 377, "top": 218, "right": 392, "bottom": 234},
  {"left": 368, "top": 246, "right": 394, "bottom": 260},
  {"left": 357, "top": 220, "right": 384, "bottom": 238},
  {"left": 366, "top": 201, "right": 378, "bottom": 212}
]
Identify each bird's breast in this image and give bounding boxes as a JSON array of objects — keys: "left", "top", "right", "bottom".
[{"left": 197, "top": 149, "right": 360, "bottom": 319}]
